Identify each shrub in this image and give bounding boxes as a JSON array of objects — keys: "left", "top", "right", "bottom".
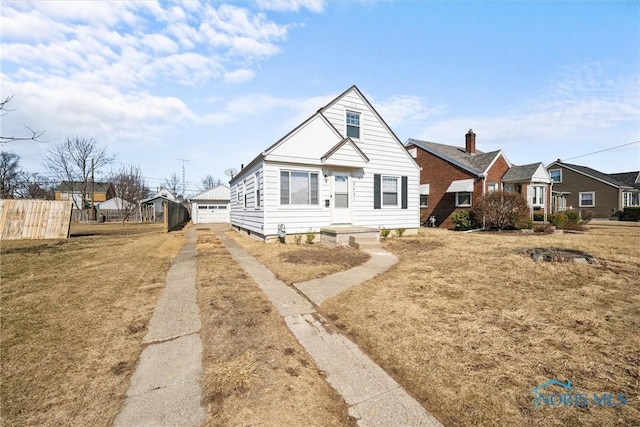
[
  {"left": 518, "top": 219, "right": 534, "bottom": 230},
  {"left": 380, "top": 228, "right": 391, "bottom": 239},
  {"left": 450, "top": 210, "right": 476, "bottom": 230},
  {"left": 533, "top": 213, "right": 545, "bottom": 222},
  {"left": 619, "top": 207, "right": 640, "bottom": 221},
  {"left": 396, "top": 227, "right": 406, "bottom": 237},
  {"left": 293, "top": 234, "right": 302, "bottom": 245},
  {"left": 305, "top": 229, "right": 316, "bottom": 244},
  {"left": 471, "top": 191, "right": 530, "bottom": 230},
  {"left": 534, "top": 224, "right": 555, "bottom": 234},
  {"left": 548, "top": 212, "right": 567, "bottom": 229},
  {"left": 548, "top": 210, "right": 592, "bottom": 231}
]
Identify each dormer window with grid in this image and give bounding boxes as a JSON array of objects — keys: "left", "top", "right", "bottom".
[{"left": 346, "top": 111, "right": 360, "bottom": 139}]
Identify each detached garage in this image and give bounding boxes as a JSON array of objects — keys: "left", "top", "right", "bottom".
[{"left": 191, "top": 184, "right": 231, "bottom": 224}]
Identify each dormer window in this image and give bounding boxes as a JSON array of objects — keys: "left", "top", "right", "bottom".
[{"left": 346, "top": 111, "right": 360, "bottom": 139}]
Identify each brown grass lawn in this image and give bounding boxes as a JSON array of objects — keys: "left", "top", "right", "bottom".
[
  {"left": 229, "top": 222, "right": 639, "bottom": 426},
  {"left": 195, "top": 227, "right": 354, "bottom": 426},
  {"left": 1, "top": 222, "right": 184, "bottom": 426}
]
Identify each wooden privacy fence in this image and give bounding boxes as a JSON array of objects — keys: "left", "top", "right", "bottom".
[
  {"left": 0, "top": 200, "right": 73, "bottom": 240},
  {"left": 163, "top": 200, "right": 190, "bottom": 232}
]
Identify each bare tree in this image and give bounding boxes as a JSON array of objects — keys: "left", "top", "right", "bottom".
[
  {"left": 200, "top": 174, "right": 222, "bottom": 191},
  {"left": 109, "top": 164, "right": 149, "bottom": 225},
  {"left": 0, "top": 95, "right": 45, "bottom": 143},
  {"left": 0, "top": 151, "right": 22, "bottom": 198},
  {"left": 164, "top": 172, "right": 181, "bottom": 199},
  {"left": 19, "top": 172, "right": 54, "bottom": 199},
  {"left": 44, "top": 137, "right": 116, "bottom": 210}
]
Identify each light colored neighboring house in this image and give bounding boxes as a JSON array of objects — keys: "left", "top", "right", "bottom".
[
  {"left": 191, "top": 184, "right": 230, "bottom": 224},
  {"left": 406, "top": 130, "right": 552, "bottom": 228},
  {"left": 547, "top": 161, "right": 637, "bottom": 217},
  {"left": 229, "top": 85, "right": 420, "bottom": 241},
  {"left": 96, "top": 197, "right": 132, "bottom": 210},
  {"left": 140, "top": 188, "right": 179, "bottom": 221}
]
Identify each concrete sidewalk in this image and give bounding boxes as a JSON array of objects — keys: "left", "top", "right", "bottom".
[
  {"left": 115, "top": 228, "right": 205, "bottom": 427},
  {"left": 214, "top": 229, "right": 442, "bottom": 427}
]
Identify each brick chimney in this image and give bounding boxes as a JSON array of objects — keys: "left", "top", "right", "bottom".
[{"left": 465, "top": 129, "right": 476, "bottom": 154}]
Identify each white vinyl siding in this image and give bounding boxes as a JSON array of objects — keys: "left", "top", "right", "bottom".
[{"left": 230, "top": 87, "right": 421, "bottom": 238}]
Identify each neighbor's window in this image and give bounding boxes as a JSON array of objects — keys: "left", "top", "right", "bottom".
[
  {"left": 503, "top": 184, "right": 515, "bottom": 193},
  {"left": 579, "top": 191, "right": 595, "bottom": 207},
  {"left": 488, "top": 182, "right": 498, "bottom": 193},
  {"left": 254, "top": 172, "right": 261, "bottom": 208},
  {"left": 531, "top": 186, "right": 545, "bottom": 206},
  {"left": 455, "top": 192, "right": 472, "bottom": 207},
  {"left": 346, "top": 111, "right": 361, "bottom": 139},
  {"left": 420, "top": 194, "right": 428, "bottom": 207},
  {"left": 382, "top": 176, "right": 399, "bottom": 206},
  {"left": 280, "top": 170, "right": 319, "bottom": 205},
  {"left": 549, "top": 169, "right": 562, "bottom": 183},
  {"left": 243, "top": 179, "right": 248, "bottom": 208}
]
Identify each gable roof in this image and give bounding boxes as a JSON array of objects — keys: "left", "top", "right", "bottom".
[
  {"left": 548, "top": 161, "right": 633, "bottom": 189},
  {"left": 502, "top": 162, "right": 550, "bottom": 183},
  {"left": 406, "top": 138, "right": 506, "bottom": 177},
  {"left": 608, "top": 171, "right": 640, "bottom": 190},
  {"left": 55, "top": 181, "right": 113, "bottom": 193},
  {"left": 230, "top": 85, "right": 417, "bottom": 185},
  {"left": 192, "top": 184, "right": 231, "bottom": 201}
]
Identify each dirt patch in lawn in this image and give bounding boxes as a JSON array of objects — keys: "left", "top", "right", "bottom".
[
  {"left": 1, "top": 222, "right": 184, "bottom": 426},
  {"left": 195, "top": 229, "right": 355, "bottom": 426},
  {"left": 224, "top": 230, "right": 370, "bottom": 284},
  {"left": 320, "top": 224, "right": 640, "bottom": 426}
]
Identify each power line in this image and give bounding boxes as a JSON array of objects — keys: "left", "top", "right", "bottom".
[{"left": 560, "top": 140, "right": 640, "bottom": 162}]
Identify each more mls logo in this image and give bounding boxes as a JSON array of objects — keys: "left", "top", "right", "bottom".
[{"left": 532, "top": 379, "right": 628, "bottom": 409}]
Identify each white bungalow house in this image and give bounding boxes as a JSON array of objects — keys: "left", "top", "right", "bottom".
[
  {"left": 229, "top": 85, "right": 420, "bottom": 242},
  {"left": 191, "top": 184, "right": 230, "bottom": 224}
]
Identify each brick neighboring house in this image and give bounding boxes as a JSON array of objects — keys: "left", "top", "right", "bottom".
[
  {"left": 547, "top": 161, "right": 638, "bottom": 218},
  {"left": 406, "top": 130, "right": 551, "bottom": 228},
  {"left": 54, "top": 180, "right": 115, "bottom": 210}
]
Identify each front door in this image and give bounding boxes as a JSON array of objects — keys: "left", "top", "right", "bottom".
[{"left": 332, "top": 173, "right": 351, "bottom": 224}]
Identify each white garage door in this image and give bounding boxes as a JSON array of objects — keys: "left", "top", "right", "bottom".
[{"left": 196, "top": 204, "right": 230, "bottom": 223}]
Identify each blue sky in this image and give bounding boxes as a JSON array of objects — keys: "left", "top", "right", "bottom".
[{"left": 2, "top": 0, "right": 639, "bottom": 196}]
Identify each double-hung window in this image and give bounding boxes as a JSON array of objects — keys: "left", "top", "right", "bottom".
[
  {"left": 488, "top": 183, "right": 498, "bottom": 193},
  {"left": 531, "top": 186, "right": 545, "bottom": 206},
  {"left": 254, "top": 172, "right": 261, "bottom": 208},
  {"left": 382, "top": 176, "right": 398, "bottom": 206},
  {"left": 455, "top": 192, "right": 472, "bottom": 207},
  {"left": 346, "top": 111, "right": 360, "bottom": 139},
  {"left": 579, "top": 191, "right": 595, "bottom": 207},
  {"left": 549, "top": 169, "right": 562, "bottom": 183},
  {"left": 280, "top": 171, "right": 319, "bottom": 205}
]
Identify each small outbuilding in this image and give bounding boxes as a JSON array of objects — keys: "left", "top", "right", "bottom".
[{"left": 191, "top": 184, "right": 230, "bottom": 224}]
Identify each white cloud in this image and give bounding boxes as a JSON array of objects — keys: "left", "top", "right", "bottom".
[
  {"left": 255, "top": 0, "right": 326, "bottom": 13},
  {"left": 224, "top": 69, "right": 255, "bottom": 83}
]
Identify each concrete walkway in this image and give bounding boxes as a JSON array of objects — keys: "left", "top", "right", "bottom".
[
  {"left": 115, "top": 228, "right": 205, "bottom": 427},
  {"left": 214, "top": 229, "right": 442, "bottom": 427}
]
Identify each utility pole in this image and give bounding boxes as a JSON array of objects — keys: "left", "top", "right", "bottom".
[
  {"left": 176, "top": 158, "right": 189, "bottom": 199},
  {"left": 90, "top": 157, "right": 95, "bottom": 220}
]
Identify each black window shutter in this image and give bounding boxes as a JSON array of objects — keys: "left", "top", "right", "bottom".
[
  {"left": 401, "top": 176, "right": 408, "bottom": 209},
  {"left": 374, "top": 174, "right": 381, "bottom": 209}
]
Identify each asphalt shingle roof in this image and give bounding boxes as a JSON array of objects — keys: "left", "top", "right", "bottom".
[
  {"left": 502, "top": 163, "right": 543, "bottom": 182},
  {"left": 55, "top": 181, "right": 113, "bottom": 193},
  {"left": 608, "top": 172, "right": 640, "bottom": 190},
  {"left": 407, "top": 138, "right": 501, "bottom": 176},
  {"left": 554, "top": 162, "right": 633, "bottom": 189}
]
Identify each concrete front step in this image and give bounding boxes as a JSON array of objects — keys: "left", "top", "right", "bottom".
[{"left": 348, "top": 235, "right": 382, "bottom": 250}]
